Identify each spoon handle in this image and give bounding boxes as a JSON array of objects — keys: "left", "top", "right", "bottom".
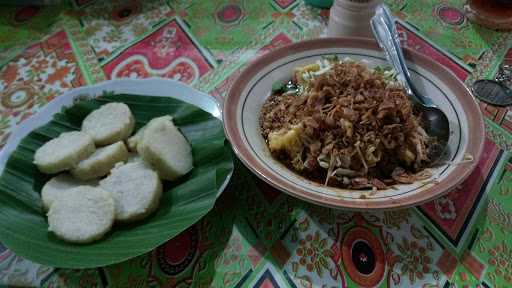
[
  {"left": 379, "top": 6, "right": 427, "bottom": 104},
  {"left": 371, "top": 5, "right": 435, "bottom": 107},
  {"left": 370, "top": 16, "right": 411, "bottom": 91}
]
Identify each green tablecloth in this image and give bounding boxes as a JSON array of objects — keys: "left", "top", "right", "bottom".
[{"left": 0, "top": 0, "right": 511, "bottom": 287}]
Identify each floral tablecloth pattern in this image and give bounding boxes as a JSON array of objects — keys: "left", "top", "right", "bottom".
[{"left": 0, "top": 0, "right": 511, "bottom": 287}]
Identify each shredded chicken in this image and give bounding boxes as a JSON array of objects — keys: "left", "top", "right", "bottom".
[{"left": 260, "top": 60, "right": 433, "bottom": 190}]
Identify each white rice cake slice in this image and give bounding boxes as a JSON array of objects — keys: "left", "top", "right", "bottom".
[
  {"left": 126, "top": 124, "right": 146, "bottom": 152},
  {"left": 71, "top": 141, "right": 128, "bottom": 180},
  {"left": 34, "top": 131, "right": 95, "bottom": 174},
  {"left": 82, "top": 102, "right": 135, "bottom": 146},
  {"left": 100, "top": 162, "right": 162, "bottom": 222},
  {"left": 41, "top": 174, "right": 98, "bottom": 211},
  {"left": 137, "top": 116, "right": 193, "bottom": 181},
  {"left": 47, "top": 186, "right": 114, "bottom": 244}
]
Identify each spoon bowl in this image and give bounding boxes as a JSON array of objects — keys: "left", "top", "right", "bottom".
[{"left": 419, "top": 105, "right": 451, "bottom": 161}]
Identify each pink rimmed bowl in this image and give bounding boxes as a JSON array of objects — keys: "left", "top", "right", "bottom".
[{"left": 223, "top": 38, "right": 484, "bottom": 210}]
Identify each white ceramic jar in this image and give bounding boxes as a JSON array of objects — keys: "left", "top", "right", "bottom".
[{"left": 327, "top": 0, "right": 383, "bottom": 38}]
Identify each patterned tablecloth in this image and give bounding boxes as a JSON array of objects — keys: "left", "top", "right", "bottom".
[{"left": 0, "top": 0, "right": 511, "bottom": 287}]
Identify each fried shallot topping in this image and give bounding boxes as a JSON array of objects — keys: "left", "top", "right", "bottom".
[{"left": 260, "top": 60, "right": 433, "bottom": 189}]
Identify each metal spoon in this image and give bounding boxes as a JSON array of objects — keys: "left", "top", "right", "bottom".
[{"left": 371, "top": 5, "right": 450, "bottom": 162}]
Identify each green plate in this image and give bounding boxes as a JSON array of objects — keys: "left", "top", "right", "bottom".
[{"left": 0, "top": 93, "right": 233, "bottom": 268}]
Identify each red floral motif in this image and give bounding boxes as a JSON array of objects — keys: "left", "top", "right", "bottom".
[
  {"left": 293, "top": 230, "right": 334, "bottom": 276},
  {"left": 1, "top": 63, "right": 19, "bottom": 87},
  {"left": 32, "top": 58, "right": 49, "bottom": 74},
  {"left": 396, "top": 237, "right": 432, "bottom": 284},
  {"left": 104, "top": 20, "right": 212, "bottom": 81},
  {"left": 0, "top": 30, "right": 84, "bottom": 148},
  {"left": 162, "top": 61, "right": 197, "bottom": 84},
  {"left": 434, "top": 197, "right": 456, "bottom": 220},
  {"left": 111, "top": 60, "right": 150, "bottom": 79},
  {"left": 150, "top": 27, "right": 178, "bottom": 58},
  {"left": 46, "top": 66, "right": 73, "bottom": 85},
  {"left": 487, "top": 241, "right": 512, "bottom": 284}
]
